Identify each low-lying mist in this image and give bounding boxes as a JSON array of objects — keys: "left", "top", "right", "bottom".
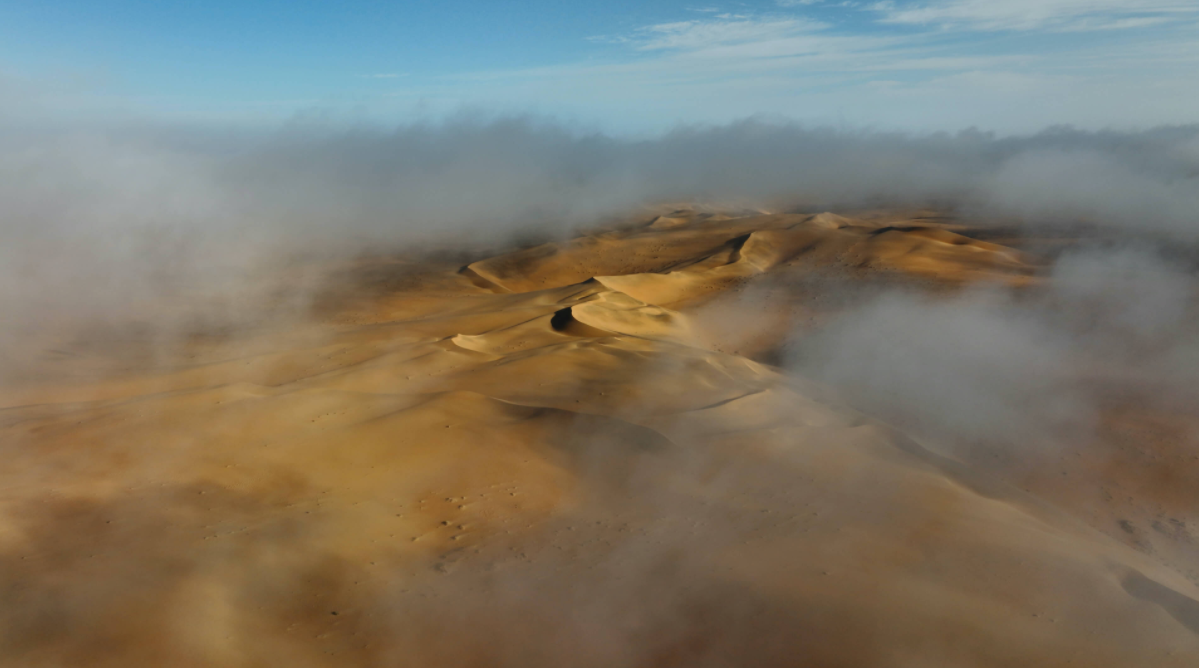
[
  {"left": 788, "top": 246, "right": 1199, "bottom": 462},
  {"left": 2, "top": 114, "right": 1198, "bottom": 382}
]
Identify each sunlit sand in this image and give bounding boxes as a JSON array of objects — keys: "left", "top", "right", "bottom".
[{"left": 1, "top": 208, "right": 1196, "bottom": 667}]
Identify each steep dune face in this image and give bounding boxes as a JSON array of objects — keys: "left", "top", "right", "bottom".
[{"left": 1, "top": 209, "right": 1198, "bottom": 667}]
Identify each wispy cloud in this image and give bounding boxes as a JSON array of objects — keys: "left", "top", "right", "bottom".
[
  {"left": 633, "top": 18, "right": 829, "bottom": 51},
  {"left": 869, "top": 0, "right": 1199, "bottom": 32},
  {"left": 25, "top": 2, "right": 1193, "bottom": 133},
  {"left": 389, "top": 0, "right": 1197, "bottom": 133}
]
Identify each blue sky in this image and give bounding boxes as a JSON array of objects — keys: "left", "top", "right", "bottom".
[{"left": 2, "top": 1, "right": 1198, "bottom": 133}]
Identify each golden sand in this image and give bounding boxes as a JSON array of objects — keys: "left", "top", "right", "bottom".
[{"left": 0, "top": 208, "right": 1195, "bottom": 667}]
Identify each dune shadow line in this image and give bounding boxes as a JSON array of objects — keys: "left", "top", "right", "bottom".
[{"left": 1122, "top": 569, "right": 1199, "bottom": 635}]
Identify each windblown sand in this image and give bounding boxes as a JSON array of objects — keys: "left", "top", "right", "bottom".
[{"left": 2, "top": 208, "right": 1197, "bottom": 667}]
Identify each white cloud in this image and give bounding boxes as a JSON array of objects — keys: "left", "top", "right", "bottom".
[
  {"left": 870, "top": 0, "right": 1199, "bottom": 32},
  {"left": 1058, "top": 15, "right": 1174, "bottom": 31},
  {"left": 390, "top": 2, "right": 1199, "bottom": 133},
  {"left": 22, "top": 3, "right": 1192, "bottom": 134},
  {"left": 633, "top": 18, "right": 830, "bottom": 51}
]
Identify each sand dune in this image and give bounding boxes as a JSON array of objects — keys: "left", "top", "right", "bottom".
[{"left": 1, "top": 208, "right": 1196, "bottom": 666}]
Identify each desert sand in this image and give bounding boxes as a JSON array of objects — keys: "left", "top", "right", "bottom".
[{"left": 1, "top": 208, "right": 1197, "bottom": 667}]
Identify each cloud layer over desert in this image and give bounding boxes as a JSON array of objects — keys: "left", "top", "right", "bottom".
[{"left": 2, "top": 116, "right": 1199, "bottom": 666}]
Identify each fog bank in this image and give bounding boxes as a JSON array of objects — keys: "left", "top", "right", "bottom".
[
  {"left": 2, "top": 115, "right": 1197, "bottom": 380},
  {"left": 789, "top": 247, "right": 1199, "bottom": 459}
]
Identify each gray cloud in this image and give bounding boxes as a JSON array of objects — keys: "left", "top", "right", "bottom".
[
  {"left": 5, "top": 117, "right": 1198, "bottom": 247},
  {"left": 1, "top": 115, "right": 1197, "bottom": 381},
  {"left": 787, "top": 247, "right": 1199, "bottom": 456}
]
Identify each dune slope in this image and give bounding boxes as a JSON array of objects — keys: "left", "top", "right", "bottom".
[{"left": 0, "top": 208, "right": 1196, "bottom": 667}]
